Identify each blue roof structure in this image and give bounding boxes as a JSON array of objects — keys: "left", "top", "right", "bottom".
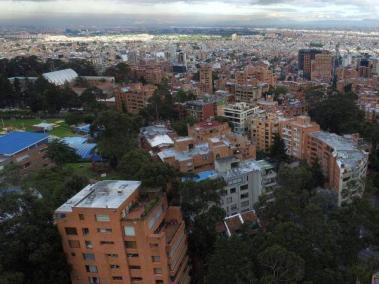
[
  {"left": 62, "top": 137, "right": 97, "bottom": 160},
  {"left": 0, "top": 131, "right": 48, "bottom": 156},
  {"left": 182, "top": 170, "right": 218, "bottom": 183},
  {"left": 74, "top": 124, "right": 91, "bottom": 134}
]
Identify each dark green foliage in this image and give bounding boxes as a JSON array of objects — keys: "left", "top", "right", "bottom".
[
  {"left": 79, "top": 87, "right": 107, "bottom": 111},
  {"left": 103, "top": 63, "right": 130, "bottom": 83},
  {"left": 0, "top": 74, "right": 17, "bottom": 107},
  {"left": 258, "top": 245, "right": 305, "bottom": 282},
  {"left": 172, "top": 116, "right": 197, "bottom": 136},
  {"left": 269, "top": 134, "right": 288, "bottom": 163},
  {"left": 175, "top": 89, "right": 196, "bottom": 103},
  {"left": 0, "top": 193, "right": 70, "bottom": 284},
  {"left": 64, "top": 112, "right": 95, "bottom": 126},
  {"left": 92, "top": 110, "right": 142, "bottom": 167},
  {"left": 47, "top": 140, "right": 80, "bottom": 166},
  {"left": 206, "top": 236, "right": 256, "bottom": 284},
  {"left": 140, "top": 79, "right": 178, "bottom": 121},
  {"left": 309, "top": 93, "right": 365, "bottom": 134},
  {"left": 0, "top": 166, "right": 89, "bottom": 284},
  {"left": 118, "top": 149, "right": 176, "bottom": 188},
  {"left": 206, "top": 163, "right": 379, "bottom": 283}
]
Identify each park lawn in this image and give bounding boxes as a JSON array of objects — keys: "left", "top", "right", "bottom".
[{"left": 1, "top": 118, "right": 75, "bottom": 137}]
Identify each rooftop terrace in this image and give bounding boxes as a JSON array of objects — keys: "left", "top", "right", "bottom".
[{"left": 56, "top": 180, "right": 141, "bottom": 212}]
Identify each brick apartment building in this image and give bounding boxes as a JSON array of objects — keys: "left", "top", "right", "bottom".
[
  {"left": 158, "top": 121, "right": 256, "bottom": 173},
  {"left": 55, "top": 180, "right": 190, "bottom": 284},
  {"left": 115, "top": 83, "right": 157, "bottom": 114},
  {"left": 185, "top": 100, "right": 216, "bottom": 121},
  {"left": 0, "top": 131, "right": 52, "bottom": 173},
  {"left": 250, "top": 112, "right": 283, "bottom": 153},
  {"left": 311, "top": 51, "right": 333, "bottom": 82},
  {"left": 305, "top": 132, "right": 368, "bottom": 205},
  {"left": 279, "top": 115, "right": 320, "bottom": 160},
  {"left": 199, "top": 64, "right": 213, "bottom": 94}
]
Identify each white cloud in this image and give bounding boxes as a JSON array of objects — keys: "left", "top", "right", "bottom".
[{"left": 0, "top": 0, "right": 378, "bottom": 21}]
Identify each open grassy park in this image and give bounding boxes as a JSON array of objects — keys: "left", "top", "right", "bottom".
[{"left": 0, "top": 118, "right": 75, "bottom": 137}]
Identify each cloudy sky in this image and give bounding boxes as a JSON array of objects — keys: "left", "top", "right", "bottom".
[{"left": 0, "top": 0, "right": 378, "bottom": 25}]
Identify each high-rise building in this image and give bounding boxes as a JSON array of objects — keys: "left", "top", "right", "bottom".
[
  {"left": 298, "top": 49, "right": 322, "bottom": 80},
  {"left": 55, "top": 180, "right": 190, "bottom": 284},
  {"left": 199, "top": 64, "right": 213, "bottom": 94},
  {"left": 311, "top": 51, "right": 333, "bottom": 82},
  {"left": 250, "top": 112, "right": 282, "bottom": 153},
  {"left": 279, "top": 115, "right": 320, "bottom": 160},
  {"left": 305, "top": 132, "right": 368, "bottom": 205}
]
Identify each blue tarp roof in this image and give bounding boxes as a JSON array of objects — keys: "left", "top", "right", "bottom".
[
  {"left": 62, "top": 137, "right": 96, "bottom": 160},
  {"left": 0, "top": 131, "right": 48, "bottom": 156}
]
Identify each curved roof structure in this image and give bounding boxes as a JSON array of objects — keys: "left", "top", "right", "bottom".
[{"left": 42, "top": 69, "right": 78, "bottom": 86}]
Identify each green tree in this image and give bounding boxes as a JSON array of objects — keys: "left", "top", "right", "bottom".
[
  {"left": 309, "top": 93, "right": 365, "bottom": 134},
  {"left": 47, "top": 140, "right": 80, "bottom": 166},
  {"left": 0, "top": 192, "right": 71, "bottom": 284},
  {"left": 258, "top": 245, "right": 305, "bottom": 283},
  {"left": 103, "top": 63, "right": 130, "bottom": 83},
  {"left": 92, "top": 110, "right": 142, "bottom": 167},
  {"left": 206, "top": 236, "right": 256, "bottom": 284},
  {"left": 118, "top": 149, "right": 176, "bottom": 188},
  {"left": 269, "top": 134, "right": 288, "bottom": 163}
]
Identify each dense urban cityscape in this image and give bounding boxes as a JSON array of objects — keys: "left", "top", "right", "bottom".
[{"left": 0, "top": 1, "right": 379, "bottom": 283}]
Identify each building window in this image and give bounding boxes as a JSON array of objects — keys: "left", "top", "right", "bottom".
[
  {"left": 97, "top": 228, "right": 112, "bottom": 233},
  {"left": 226, "top": 197, "right": 233, "bottom": 204},
  {"left": 85, "top": 265, "right": 98, "bottom": 273},
  {"left": 124, "top": 226, "right": 136, "bottom": 236},
  {"left": 231, "top": 204, "right": 238, "bottom": 211},
  {"left": 82, "top": 228, "right": 90, "bottom": 235},
  {"left": 96, "top": 214, "right": 110, "bottom": 222},
  {"left": 110, "top": 264, "right": 120, "bottom": 269},
  {"left": 241, "top": 193, "right": 249, "bottom": 199},
  {"left": 127, "top": 253, "right": 139, "bottom": 258},
  {"left": 71, "top": 252, "right": 76, "bottom": 257},
  {"left": 85, "top": 241, "right": 93, "bottom": 249},
  {"left": 131, "top": 277, "right": 143, "bottom": 284},
  {"left": 83, "top": 253, "right": 95, "bottom": 261},
  {"left": 100, "top": 241, "right": 114, "bottom": 245},
  {"left": 79, "top": 214, "right": 85, "bottom": 220},
  {"left": 88, "top": 277, "right": 100, "bottom": 284},
  {"left": 125, "top": 241, "right": 137, "bottom": 249},
  {"left": 156, "top": 281, "right": 164, "bottom": 284},
  {"left": 68, "top": 240, "right": 80, "bottom": 248},
  {"left": 65, "top": 227, "right": 78, "bottom": 235},
  {"left": 106, "top": 253, "right": 118, "bottom": 258},
  {"left": 112, "top": 276, "right": 123, "bottom": 281},
  {"left": 154, "top": 268, "right": 162, "bottom": 274},
  {"left": 152, "top": 256, "right": 160, "bottom": 262},
  {"left": 241, "top": 200, "right": 249, "bottom": 207},
  {"left": 230, "top": 188, "right": 236, "bottom": 194},
  {"left": 240, "top": 184, "right": 248, "bottom": 191},
  {"left": 130, "top": 266, "right": 141, "bottom": 270},
  {"left": 149, "top": 243, "right": 159, "bottom": 248}
]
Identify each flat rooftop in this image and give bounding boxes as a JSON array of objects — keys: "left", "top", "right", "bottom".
[{"left": 56, "top": 180, "right": 141, "bottom": 212}]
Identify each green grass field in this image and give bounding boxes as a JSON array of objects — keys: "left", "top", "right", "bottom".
[{"left": 1, "top": 118, "right": 75, "bottom": 137}]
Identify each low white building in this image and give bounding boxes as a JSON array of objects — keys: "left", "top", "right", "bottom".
[
  {"left": 43, "top": 68, "right": 78, "bottom": 86},
  {"left": 215, "top": 157, "right": 277, "bottom": 217}
]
